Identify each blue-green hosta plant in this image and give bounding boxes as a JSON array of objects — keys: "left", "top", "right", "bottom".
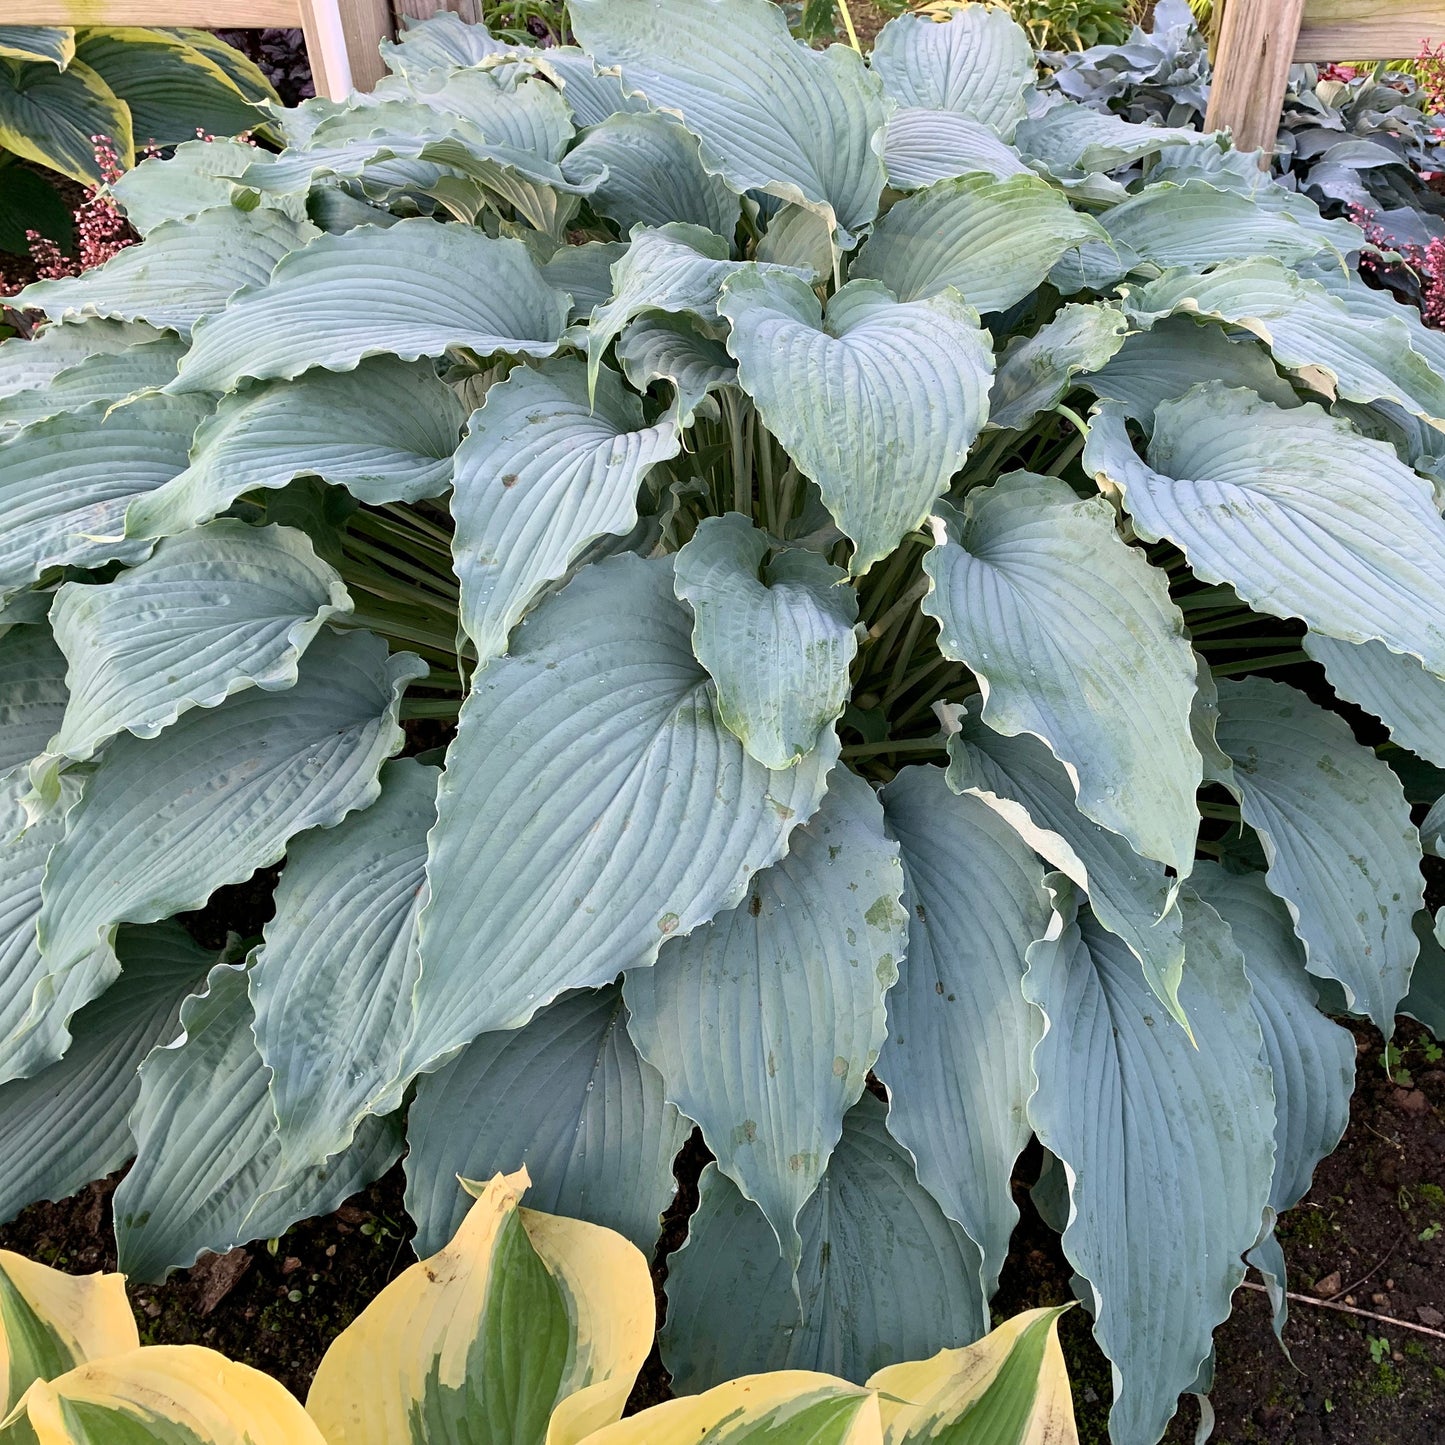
[{"left": 1, "top": 2, "right": 1443, "bottom": 1441}]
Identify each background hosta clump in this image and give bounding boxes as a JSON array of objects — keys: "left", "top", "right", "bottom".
[{"left": 0, "top": 2, "right": 1443, "bottom": 1442}]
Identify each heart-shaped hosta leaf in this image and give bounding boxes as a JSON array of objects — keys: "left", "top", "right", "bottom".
[
  {"left": 563, "top": 112, "right": 740, "bottom": 237},
  {"left": 946, "top": 710, "right": 1189, "bottom": 1027},
  {"left": 662, "top": 1093, "right": 987, "bottom": 1391},
  {"left": 871, "top": 8, "right": 1033, "bottom": 137},
  {"left": 1014, "top": 100, "right": 1204, "bottom": 178},
  {"left": 406, "top": 555, "right": 837, "bottom": 1078},
  {"left": 570, "top": 0, "right": 888, "bottom": 247},
  {"left": 44, "top": 521, "right": 350, "bottom": 768},
  {"left": 248, "top": 758, "right": 434, "bottom": 1170},
  {"left": 0, "top": 334, "right": 187, "bottom": 434},
  {"left": 626, "top": 770, "right": 904, "bottom": 1268},
  {"left": 986, "top": 302, "right": 1128, "bottom": 432},
  {"left": 0, "top": 55, "right": 132, "bottom": 183},
  {"left": 882, "top": 108, "right": 1032, "bottom": 190},
  {"left": 875, "top": 765, "right": 1051, "bottom": 1297},
  {"left": 924, "top": 472, "right": 1200, "bottom": 875},
  {"left": 616, "top": 312, "right": 736, "bottom": 426},
  {"left": 851, "top": 173, "right": 1104, "bottom": 315},
  {"left": 721, "top": 272, "right": 992, "bottom": 575},
  {"left": 1024, "top": 881, "right": 1275, "bottom": 1445},
  {"left": 126, "top": 357, "right": 465, "bottom": 540},
  {"left": 37, "top": 629, "right": 422, "bottom": 1009},
  {"left": 451, "top": 357, "right": 682, "bottom": 664},
  {"left": 0, "top": 922, "right": 210, "bottom": 1225},
  {"left": 0, "top": 609, "right": 67, "bottom": 781},
  {"left": 544, "top": 47, "right": 653, "bottom": 127},
  {"left": 0, "top": 392, "right": 211, "bottom": 601},
  {"left": 1211, "top": 677, "right": 1423, "bottom": 1031},
  {"left": 1302, "top": 632, "right": 1445, "bottom": 768},
  {"left": 405, "top": 985, "right": 690, "bottom": 1258},
  {"left": 0, "top": 27, "right": 74, "bottom": 67},
  {"left": 169, "top": 219, "right": 568, "bottom": 394},
  {"left": 673, "top": 514, "right": 858, "bottom": 768},
  {"left": 0, "top": 319, "right": 168, "bottom": 400},
  {"left": 113, "top": 959, "right": 404, "bottom": 1282},
  {"left": 15, "top": 207, "right": 316, "bottom": 334},
  {"left": 112, "top": 137, "right": 282, "bottom": 235},
  {"left": 1087, "top": 385, "right": 1445, "bottom": 678}
]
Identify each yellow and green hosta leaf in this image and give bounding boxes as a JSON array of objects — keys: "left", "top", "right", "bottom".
[
  {"left": 0, "top": 56, "right": 131, "bottom": 185},
  {"left": 0, "top": 30, "right": 73, "bottom": 69}
]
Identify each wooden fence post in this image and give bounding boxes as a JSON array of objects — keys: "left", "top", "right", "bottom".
[
  {"left": 1204, "top": 0, "right": 1307, "bottom": 158},
  {"left": 299, "top": 0, "right": 392, "bottom": 97}
]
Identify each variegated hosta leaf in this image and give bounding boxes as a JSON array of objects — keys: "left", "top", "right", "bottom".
[
  {"left": 0, "top": 27, "right": 74, "bottom": 67},
  {"left": 0, "top": 318, "right": 169, "bottom": 400},
  {"left": 169, "top": 218, "right": 569, "bottom": 395},
  {"left": 1211, "top": 677, "right": 1423, "bottom": 1031},
  {"left": 851, "top": 173, "right": 1105, "bottom": 314},
  {"left": 875, "top": 766, "right": 1050, "bottom": 1297},
  {"left": 15, "top": 207, "right": 316, "bottom": 334},
  {"left": 870, "top": 7, "right": 1033, "bottom": 137},
  {"left": 882, "top": 108, "right": 1032, "bottom": 190},
  {"left": 0, "top": 921, "right": 210, "bottom": 1226},
  {"left": 626, "top": 770, "right": 904, "bottom": 1268},
  {"left": 663, "top": 1093, "right": 988, "bottom": 1391},
  {"left": 869, "top": 1307, "right": 1077, "bottom": 1445},
  {"left": 616, "top": 312, "right": 736, "bottom": 426},
  {"left": 721, "top": 272, "right": 992, "bottom": 575},
  {"left": 986, "top": 303, "right": 1129, "bottom": 432},
  {"left": 0, "top": 334, "right": 187, "bottom": 434},
  {"left": 1086, "top": 385, "right": 1445, "bottom": 677},
  {"left": 0, "top": 607, "right": 67, "bottom": 780},
  {"left": 925, "top": 471, "right": 1201, "bottom": 875},
  {"left": 306, "top": 1170, "right": 654, "bottom": 1445},
  {"left": 10, "top": 1345, "right": 325, "bottom": 1444},
  {"left": 450, "top": 357, "right": 681, "bottom": 664},
  {"left": 1013, "top": 100, "right": 1205, "bottom": 179},
  {"left": 405, "top": 984, "right": 690, "bottom": 1258},
  {"left": 112, "top": 959, "right": 404, "bottom": 1282},
  {"left": 1303, "top": 632, "right": 1445, "bottom": 768},
  {"left": 563, "top": 112, "right": 740, "bottom": 237},
  {"left": 37, "top": 629, "right": 422, "bottom": 1008},
  {"left": 111, "top": 137, "right": 282, "bottom": 234},
  {"left": 0, "top": 55, "right": 132, "bottom": 184},
  {"left": 249, "top": 758, "right": 434, "bottom": 1171},
  {"left": 570, "top": 0, "right": 888, "bottom": 247},
  {"left": 1024, "top": 881, "right": 1275, "bottom": 1445},
  {"left": 43, "top": 521, "right": 350, "bottom": 771},
  {"left": 582, "top": 1374, "right": 885, "bottom": 1445},
  {"left": 673, "top": 514, "right": 858, "bottom": 768},
  {"left": 0, "top": 391, "right": 211, "bottom": 602},
  {"left": 405, "top": 554, "right": 837, "bottom": 1078},
  {"left": 945, "top": 710, "right": 1189, "bottom": 1027},
  {"left": 127, "top": 356, "right": 465, "bottom": 540}
]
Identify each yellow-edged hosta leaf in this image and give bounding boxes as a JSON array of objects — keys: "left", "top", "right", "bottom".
[
  {"left": 305, "top": 1169, "right": 653, "bottom": 1445},
  {"left": 8, "top": 1345, "right": 324, "bottom": 1444},
  {"left": 869, "top": 1307, "right": 1077, "bottom": 1445},
  {"left": 0, "top": 1252, "right": 137, "bottom": 1416},
  {"left": 576, "top": 1372, "right": 885, "bottom": 1445}
]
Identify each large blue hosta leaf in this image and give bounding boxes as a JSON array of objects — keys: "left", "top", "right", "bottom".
[
  {"left": 876, "top": 765, "right": 1050, "bottom": 1298},
  {"left": 0, "top": 333, "right": 187, "bottom": 435},
  {"left": 570, "top": 0, "right": 888, "bottom": 247},
  {"left": 985, "top": 302, "right": 1129, "bottom": 432},
  {"left": 403, "top": 554, "right": 838, "bottom": 1081},
  {"left": 625, "top": 769, "right": 905, "bottom": 1270},
  {"left": 881, "top": 109, "right": 1031, "bottom": 191},
  {"left": 1024, "top": 880, "right": 1275, "bottom": 1445},
  {"left": 0, "top": 602, "right": 67, "bottom": 783}
]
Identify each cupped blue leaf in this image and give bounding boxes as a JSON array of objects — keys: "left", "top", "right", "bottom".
[
  {"left": 615, "top": 312, "right": 736, "bottom": 426},
  {"left": 986, "top": 302, "right": 1129, "bottom": 432}
]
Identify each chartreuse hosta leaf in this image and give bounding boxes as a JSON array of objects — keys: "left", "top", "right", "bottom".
[
  {"left": 37, "top": 630, "right": 422, "bottom": 1019},
  {"left": 6, "top": 1345, "right": 325, "bottom": 1444},
  {"left": 881, "top": 109, "right": 1031, "bottom": 191},
  {"left": 406, "top": 985, "right": 689, "bottom": 1263},
  {"left": 126, "top": 357, "right": 465, "bottom": 541},
  {"left": 405, "top": 554, "right": 837, "bottom": 1078},
  {"left": 248, "top": 758, "right": 433, "bottom": 1171},
  {"left": 450, "top": 358, "right": 682, "bottom": 664},
  {"left": 0, "top": 922, "right": 210, "bottom": 1226},
  {"left": 986, "top": 303, "right": 1129, "bottom": 433},
  {"left": 871, "top": 7, "right": 1033, "bottom": 137},
  {"left": 570, "top": 0, "right": 888, "bottom": 248},
  {"left": 0, "top": 28, "right": 74, "bottom": 67},
  {"left": 627, "top": 770, "right": 904, "bottom": 1269},
  {"left": 0, "top": 335, "right": 188, "bottom": 435},
  {"left": 168, "top": 219, "right": 568, "bottom": 395},
  {"left": 924, "top": 471, "right": 1200, "bottom": 876},
  {"left": 721, "top": 273, "right": 992, "bottom": 576},
  {"left": 673, "top": 514, "right": 858, "bottom": 769},
  {"left": 1211, "top": 677, "right": 1423, "bottom": 1032},
  {"left": 850, "top": 174, "right": 1105, "bottom": 315},
  {"left": 0, "top": 608, "right": 66, "bottom": 782},
  {"left": 0, "top": 55, "right": 132, "bottom": 184},
  {"left": 945, "top": 709, "right": 1189, "bottom": 1031},
  {"left": 1024, "top": 880, "right": 1275, "bottom": 1445},
  {"left": 1086, "top": 385, "right": 1445, "bottom": 677},
  {"left": 615, "top": 312, "right": 735, "bottom": 426},
  {"left": 15, "top": 208, "right": 316, "bottom": 335},
  {"left": 307, "top": 1169, "right": 654, "bottom": 1445},
  {"left": 0, "top": 392, "right": 211, "bottom": 604},
  {"left": 875, "top": 766, "right": 1050, "bottom": 1299},
  {"left": 113, "top": 959, "right": 404, "bottom": 1282},
  {"left": 663, "top": 1093, "right": 987, "bottom": 1391}
]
